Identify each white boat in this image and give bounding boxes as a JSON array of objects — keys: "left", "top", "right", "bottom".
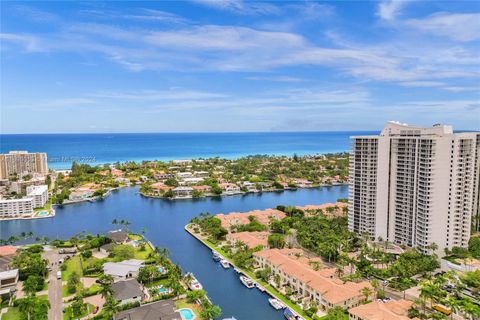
[
  {"left": 212, "top": 251, "right": 221, "bottom": 261},
  {"left": 187, "top": 273, "right": 203, "bottom": 290},
  {"left": 269, "top": 298, "right": 284, "bottom": 310},
  {"left": 220, "top": 259, "right": 230, "bottom": 269},
  {"left": 256, "top": 283, "right": 266, "bottom": 292},
  {"left": 240, "top": 275, "right": 255, "bottom": 288},
  {"left": 234, "top": 267, "right": 241, "bottom": 273}
]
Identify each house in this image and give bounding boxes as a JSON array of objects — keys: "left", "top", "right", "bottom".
[
  {"left": 112, "top": 279, "right": 143, "bottom": 305},
  {"left": 153, "top": 172, "right": 175, "bottom": 181},
  {"left": 348, "top": 299, "right": 414, "bottom": 320},
  {"left": 99, "top": 243, "right": 116, "bottom": 254},
  {"left": 192, "top": 185, "right": 212, "bottom": 193},
  {"left": 227, "top": 231, "right": 269, "bottom": 249},
  {"left": 216, "top": 208, "right": 286, "bottom": 230},
  {"left": 293, "top": 179, "right": 313, "bottom": 188},
  {"left": 193, "top": 171, "right": 209, "bottom": 178},
  {"left": 219, "top": 183, "right": 240, "bottom": 194},
  {"left": 181, "top": 177, "right": 204, "bottom": 185},
  {"left": 150, "top": 183, "right": 173, "bottom": 195},
  {"left": 176, "top": 172, "right": 193, "bottom": 179},
  {"left": 253, "top": 248, "right": 371, "bottom": 311},
  {"left": 111, "top": 168, "right": 124, "bottom": 177},
  {"left": 107, "top": 230, "right": 129, "bottom": 244},
  {"left": 113, "top": 299, "right": 182, "bottom": 320},
  {"left": 104, "top": 259, "right": 145, "bottom": 280},
  {"left": 0, "top": 269, "right": 19, "bottom": 290},
  {"left": 172, "top": 187, "right": 193, "bottom": 198},
  {"left": 0, "top": 246, "right": 17, "bottom": 274}
]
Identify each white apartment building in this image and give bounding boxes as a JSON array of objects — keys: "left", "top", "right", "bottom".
[
  {"left": 348, "top": 121, "right": 480, "bottom": 255},
  {"left": 0, "top": 198, "right": 34, "bottom": 218},
  {"left": 0, "top": 151, "right": 48, "bottom": 179},
  {"left": 26, "top": 185, "right": 49, "bottom": 208}
]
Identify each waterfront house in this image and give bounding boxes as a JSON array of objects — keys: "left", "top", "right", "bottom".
[
  {"left": 181, "top": 177, "right": 204, "bottom": 185},
  {"left": 150, "top": 183, "right": 173, "bottom": 195},
  {"left": 107, "top": 230, "right": 129, "bottom": 244},
  {"left": 253, "top": 248, "right": 371, "bottom": 311},
  {"left": 348, "top": 299, "right": 413, "bottom": 320},
  {"left": 192, "top": 185, "right": 212, "bottom": 193},
  {"left": 219, "top": 183, "right": 241, "bottom": 194},
  {"left": 172, "top": 187, "right": 193, "bottom": 198},
  {"left": 293, "top": 179, "right": 313, "bottom": 188},
  {"left": 113, "top": 299, "right": 181, "bottom": 320},
  {"left": 216, "top": 208, "right": 286, "bottom": 230},
  {"left": 104, "top": 259, "right": 145, "bottom": 281},
  {"left": 112, "top": 279, "right": 143, "bottom": 305},
  {"left": 227, "top": 231, "right": 269, "bottom": 249}
]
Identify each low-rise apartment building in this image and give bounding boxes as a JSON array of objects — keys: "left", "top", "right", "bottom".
[
  {"left": 253, "top": 248, "right": 371, "bottom": 311},
  {"left": 0, "top": 198, "right": 34, "bottom": 218},
  {"left": 26, "top": 185, "right": 48, "bottom": 208},
  {"left": 216, "top": 208, "right": 286, "bottom": 230}
]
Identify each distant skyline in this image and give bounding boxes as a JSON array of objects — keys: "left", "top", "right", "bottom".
[{"left": 1, "top": 0, "right": 479, "bottom": 133}]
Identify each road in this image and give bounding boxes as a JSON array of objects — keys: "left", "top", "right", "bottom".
[{"left": 43, "top": 248, "right": 63, "bottom": 320}]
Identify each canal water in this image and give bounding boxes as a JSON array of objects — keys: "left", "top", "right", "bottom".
[{"left": 0, "top": 185, "right": 348, "bottom": 320}]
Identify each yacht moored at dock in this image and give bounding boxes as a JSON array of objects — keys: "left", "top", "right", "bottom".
[
  {"left": 239, "top": 275, "right": 255, "bottom": 288},
  {"left": 212, "top": 251, "right": 221, "bottom": 262},
  {"left": 268, "top": 298, "right": 284, "bottom": 310},
  {"left": 186, "top": 273, "right": 203, "bottom": 290},
  {"left": 256, "top": 283, "right": 266, "bottom": 292},
  {"left": 220, "top": 259, "right": 230, "bottom": 269}
]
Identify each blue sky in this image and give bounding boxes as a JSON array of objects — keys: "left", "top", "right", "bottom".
[{"left": 1, "top": 0, "right": 479, "bottom": 133}]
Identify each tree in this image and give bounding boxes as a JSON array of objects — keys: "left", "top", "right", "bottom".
[
  {"left": 23, "top": 276, "right": 39, "bottom": 297},
  {"left": 200, "top": 305, "right": 222, "bottom": 320},
  {"left": 361, "top": 287, "right": 373, "bottom": 302},
  {"left": 18, "top": 297, "right": 50, "bottom": 320},
  {"left": 186, "top": 289, "right": 206, "bottom": 303},
  {"left": 67, "top": 271, "right": 81, "bottom": 294},
  {"left": 103, "top": 296, "right": 120, "bottom": 318},
  {"left": 98, "top": 275, "right": 114, "bottom": 299},
  {"left": 324, "top": 306, "right": 348, "bottom": 320},
  {"left": 468, "top": 236, "right": 480, "bottom": 258},
  {"left": 112, "top": 244, "right": 135, "bottom": 260},
  {"left": 268, "top": 233, "right": 286, "bottom": 249},
  {"left": 71, "top": 295, "right": 86, "bottom": 317}
]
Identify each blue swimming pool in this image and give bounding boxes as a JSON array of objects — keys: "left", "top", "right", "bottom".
[
  {"left": 36, "top": 210, "right": 50, "bottom": 217},
  {"left": 158, "top": 286, "right": 167, "bottom": 294},
  {"left": 179, "top": 308, "right": 195, "bottom": 320},
  {"left": 158, "top": 266, "right": 165, "bottom": 273}
]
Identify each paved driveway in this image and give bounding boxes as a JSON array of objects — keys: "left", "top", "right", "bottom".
[{"left": 43, "top": 248, "right": 63, "bottom": 320}]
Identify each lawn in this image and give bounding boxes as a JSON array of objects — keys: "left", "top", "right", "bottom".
[
  {"left": 1, "top": 307, "right": 21, "bottom": 320},
  {"left": 63, "top": 303, "right": 94, "bottom": 320},
  {"left": 62, "top": 255, "right": 83, "bottom": 280}
]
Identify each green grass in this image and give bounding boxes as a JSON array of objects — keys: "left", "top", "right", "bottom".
[
  {"left": 63, "top": 303, "right": 94, "bottom": 320},
  {"left": 193, "top": 228, "right": 311, "bottom": 320},
  {"left": 128, "top": 234, "right": 143, "bottom": 241},
  {"left": 62, "top": 255, "right": 83, "bottom": 280},
  {"left": 1, "top": 307, "right": 21, "bottom": 320}
]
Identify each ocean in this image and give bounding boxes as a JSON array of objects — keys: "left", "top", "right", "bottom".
[{"left": 0, "top": 131, "right": 373, "bottom": 169}]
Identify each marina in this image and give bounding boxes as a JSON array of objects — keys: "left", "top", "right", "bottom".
[{"left": 0, "top": 185, "right": 348, "bottom": 319}]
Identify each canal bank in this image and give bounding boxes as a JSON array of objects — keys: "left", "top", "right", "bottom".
[{"left": 0, "top": 185, "right": 348, "bottom": 319}]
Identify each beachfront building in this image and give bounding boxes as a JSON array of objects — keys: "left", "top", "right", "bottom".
[
  {"left": 348, "top": 299, "right": 413, "bottom": 320},
  {"left": 0, "top": 198, "right": 34, "bottom": 219},
  {"left": 348, "top": 121, "right": 480, "bottom": 255},
  {"left": 26, "top": 185, "right": 48, "bottom": 208},
  {"left": 0, "top": 151, "right": 48, "bottom": 179},
  {"left": 253, "top": 248, "right": 371, "bottom": 311}
]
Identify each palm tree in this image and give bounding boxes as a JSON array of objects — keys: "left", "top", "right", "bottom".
[
  {"left": 103, "top": 296, "right": 120, "bottom": 318},
  {"left": 460, "top": 298, "right": 480, "bottom": 320},
  {"left": 444, "top": 296, "right": 460, "bottom": 320},
  {"left": 23, "top": 276, "right": 38, "bottom": 297},
  {"left": 112, "top": 218, "right": 118, "bottom": 225},
  {"left": 18, "top": 297, "right": 36, "bottom": 320},
  {"left": 361, "top": 287, "right": 373, "bottom": 302},
  {"left": 371, "top": 278, "right": 380, "bottom": 298},
  {"left": 98, "top": 275, "right": 114, "bottom": 299}
]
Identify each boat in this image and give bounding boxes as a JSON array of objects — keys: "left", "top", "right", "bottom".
[
  {"left": 283, "top": 308, "right": 296, "bottom": 320},
  {"left": 239, "top": 275, "right": 255, "bottom": 288},
  {"left": 212, "top": 252, "right": 221, "bottom": 262},
  {"left": 234, "top": 267, "right": 241, "bottom": 273},
  {"left": 269, "top": 298, "right": 283, "bottom": 310},
  {"left": 256, "top": 283, "right": 266, "bottom": 292},
  {"left": 186, "top": 273, "right": 203, "bottom": 290},
  {"left": 220, "top": 259, "right": 230, "bottom": 269},
  {"left": 222, "top": 318, "right": 237, "bottom": 320}
]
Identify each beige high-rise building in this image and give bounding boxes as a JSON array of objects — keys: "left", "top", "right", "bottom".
[
  {"left": 0, "top": 151, "right": 48, "bottom": 179},
  {"left": 348, "top": 121, "right": 480, "bottom": 255}
]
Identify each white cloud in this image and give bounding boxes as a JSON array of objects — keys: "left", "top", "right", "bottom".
[
  {"left": 406, "top": 12, "right": 480, "bottom": 42},
  {"left": 377, "top": 0, "right": 408, "bottom": 20},
  {"left": 191, "top": 0, "right": 280, "bottom": 15}
]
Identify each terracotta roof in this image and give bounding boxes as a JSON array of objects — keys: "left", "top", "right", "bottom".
[
  {"left": 348, "top": 300, "right": 413, "bottom": 320},
  {"left": 228, "top": 231, "right": 269, "bottom": 249},
  {"left": 192, "top": 185, "right": 211, "bottom": 190},
  {"left": 216, "top": 208, "right": 286, "bottom": 229},
  {"left": 297, "top": 202, "right": 348, "bottom": 217},
  {"left": 254, "top": 248, "right": 370, "bottom": 305},
  {"left": 151, "top": 183, "right": 173, "bottom": 191},
  {"left": 0, "top": 246, "right": 17, "bottom": 257}
]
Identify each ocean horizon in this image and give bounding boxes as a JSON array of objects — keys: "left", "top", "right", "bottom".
[{"left": 0, "top": 131, "right": 374, "bottom": 169}]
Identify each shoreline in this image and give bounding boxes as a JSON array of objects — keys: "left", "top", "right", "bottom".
[
  {"left": 184, "top": 223, "right": 313, "bottom": 320},
  {"left": 140, "top": 183, "right": 348, "bottom": 201}
]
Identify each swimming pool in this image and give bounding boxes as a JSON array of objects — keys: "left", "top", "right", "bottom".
[
  {"left": 179, "top": 308, "right": 195, "bottom": 320},
  {"left": 36, "top": 210, "right": 50, "bottom": 217},
  {"left": 158, "top": 286, "right": 167, "bottom": 294},
  {"left": 158, "top": 266, "right": 165, "bottom": 273}
]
